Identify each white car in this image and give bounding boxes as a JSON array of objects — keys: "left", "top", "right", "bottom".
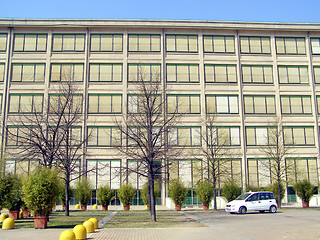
[{"left": 225, "top": 191, "right": 277, "bottom": 214}]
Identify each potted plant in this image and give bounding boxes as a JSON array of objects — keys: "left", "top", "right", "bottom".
[
  {"left": 117, "top": 184, "right": 136, "bottom": 210},
  {"left": 59, "top": 182, "right": 73, "bottom": 210},
  {"left": 294, "top": 179, "right": 315, "bottom": 208},
  {"left": 75, "top": 178, "right": 92, "bottom": 210},
  {"left": 22, "top": 166, "right": 59, "bottom": 229},
  {"left": 140, "top": 182, "right": 160, "bottom": 210},
  {"left": 97, "top": 185, "right": 114, "bottom": 210},
  {"left": 0, "top": 174, "right": 23, "bottom": 220},
  {"left": 195, "top": 179, "right": 214, "bottom": 210},
  {"left": 21, "top": 202, "right": 30, "bottom": 218},
  {"left": 168, "top": 179, "right": 188, "bottom": 211},
  {"left": 221, "top": 180, "right": 242, "bottom": 202}
]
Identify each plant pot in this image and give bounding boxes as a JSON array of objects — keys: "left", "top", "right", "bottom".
[
  {"left": 175, "top": 205, "right": 181, "bottom": 211},
  {"left": 22, "top": 209, "right": 30, "bottom": 218},
  {"left": 62, "top": 205, "right": 66, "bottom": 211},
  {"left": 102, "top": 205, "right": 108, "bottom": 211},
  {"left": 302, "top": 201, "right": 309, "bottom": 208},
  {"left": 123, "top": 205, "right": 130, "bottom": 211},
  {"left": 203, "top": 204, "right": 209, "bottom": 210},
  {"left": 81, "top": 205, "right": 87, "bottom": 211},
  {"left": 34, "top": 216, "right": 48, "bottom": 229},
  {"left": 9, "top": 210, "right": 20, "bottom": 220},
  {"left": 146, "top": 205, "right": 149, "bottom": 210}
]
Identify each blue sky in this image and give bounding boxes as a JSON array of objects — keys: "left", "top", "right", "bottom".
[{"left": 1, "top": 0, "right": 319, "bottom": 23}]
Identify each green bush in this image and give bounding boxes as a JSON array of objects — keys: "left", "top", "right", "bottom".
[
  {"left": 0, "top": 174, "right": 23, "bottom": 211},
  {"left": 140, "top": 182, "right": 160, "bottom": 205},
  {"left": 195, "top": 179, "right": 214, "bottom": 206},
  {"left": 75, "top": 178, "right": 92, "bottom": 206},
  {"left": 97, "top": 185, "right": 114, "bottom": 206},
  {"left": 168, "top": 179, "right": 188, "bottom": 206},
  {"left": 245, "top": 185, "right": 262, "bottom": 192},
  {"left": 221, "top": 180, "right": 242, "bottom": 202},
  {"left": 117, "top": 184, "right": 136, "bottom": 206},
  {"left": 22, "top": 166, "right": 59, "bottom": 216},
  {"left": 267, "top": 182, "right": 285, "bottom": 204},
  {"left": 294, "top": 179, "right": 315, "bottom": 203},
  {"left": 58, "top": 182, "right": 73, "bottom": 206}
]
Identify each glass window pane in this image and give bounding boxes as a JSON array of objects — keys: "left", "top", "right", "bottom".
[
  {"left": 205, "top": 65, "right": 214, "bottom": 82},
  {"left": 215, "top": 66, "right": 227, "bottom": 82},
  {"left": 281, "top": 97, "right": 290, "bottom": 114},
  {"left": 254, "top": 96, "right": 266, "bottom": 114},
  {"left": 244, "top": 96, "right": 254, "bottom": 113},
  {"left": 276, "top": 38, "right": 285, "bottom": 54},
  {"left": 203, "top": 36, "right": 213, "bottom": 52},
  {"left": 299, "top": 67, "right": 309, "bottom": 84},
  {"left": 112, "top": 95, "right": 121, "bottom": 113},
  {"left": 230, "top": 128, "right": 240, "bottom": 145},
  {"left": 250, "top": 38, "right": 261, "bottom": 54},
  {"left": 177, "top": 65, "right": 188, "bottom": 82},
  {"left": 52, "top": 35, "right": 62, "bottom": 51},
  {"left": 311, "top": 39, "right": 320, "bottom": 54},
  {"left": 12, "top": 65, "right": 22, "bottom": 82},
  {"left": 0, "top": 34, "right": 7, "bottom": 51},
  {"left": 88, "top": 95, "right": 98, "bottom": 113},
  {"left": 288, "top": 67, "right": 300, "bottom": 83},
  {"left": 246, "top": 128, "right": 256, "bottom": 145},
  {"left": 188, "top": 36, "right": 198, "bottom": 52},
  {"left": 63, "top": 35, "right": 75, "bottom": 51},
  {"left": 252, "top": 66, "right": 264, "bottom": 83},
  {"left": 296, "top": 38, "right": 306, "bottom": 54},
  {"left": 227, "top": 66, "right": 237, "bottom": 83},
  {"left": 256, "top": 128, "right": 268, "bottom": 145},
  {"left": 151, "top": 35, "right": 160, "bottom": 51},
  {"left": 128, "top": 35, "right": 137, "bottom": 51},
  {"left": 225, "top": 37, "right": 235, "bottom": 53},
  {"left": 139, "top": 35, "right": 150, "bottom": 51},
  {"left": 166, "top": 36, "right": 175, "bottom": 51},
  {"left": 14, "top": 35, "right": 24, "bottom": 51},
  {"left": 114, "top": 35, "right": 123, "bottom": 51},
  {"left": 9, "top": 95, "right": 19, "bottom": 113},
  {"left": 206, "top": 96, "right": 216, "bottom": 113},
  {"left": 214, "top": 36, "right": 225, "bottom": 53},
  {"left": 90, "top": 35, "right": 100, "bottom": 51},
  {"left": 75, "top": 35, "right": 85, "bottom": 51},
  {"left": 285, "top": 38, "right": 297, "bottom": 54},
  {"left": 0, "top": 64, "right": 4, "bottom": 82},
  {"left": 293, "top": 128, "right": 305, "bottom": 145},
  {"left": 266, "top": 97, "right": 275, "bottom": 113},
  {"left": 305, "top": 128, "right": 314, "bottom": 145},
  {"left": 24, "top": 35, "right": 37, "bottom": 51},
  {"left": 302, "top": 97, "right": 312, "bottom": 114},
  {"left": 240, "top": 37, "right": 249, "bottom": 53},
  {"left": 90, "top": 64, "right": 99, "bottom": 82},
  {"left": 128, "top": 65, "right": 138, "bottom": 82},
  {"left": 35, "top": 64, "right": 45, "bottom": 82},
  {"left": 101, "top": 35, "right": 112, "bottom": 51},
  {"left": 22, "top": 65, "right": 34, "bottom": 82},
  {"left": 291, "top": 97, "right": 303, "bottom": 114},
  {"left": 166, "top": 65, "right": 176, "bottom": 82},
  {"left": 167, "top": 96, "right": 176, "bottom": 113},
  {"left": 229, "top": 96, "right": 238, "bottom": 113},
  {"left": 190, "top": 96, "right": 200, "bottom": 113},
  {"left": 242, "top": 66, "right": 251, "bottom": 83},
  {"left": 37, "top": 35, "right": 47, "bottom": 51},
  {"left": 189, "top": 65, "right": 199, "bottom": 82},
  {"left": 261, "top": 38, "right": 271, "bottom": 54},
  {"left": 176, "top": 36, "right": 188, "bottom": 52}
]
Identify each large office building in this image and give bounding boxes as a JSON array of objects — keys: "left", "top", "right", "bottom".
[{"left": 1, "top": 19, "right": 320, "bottom": 206}]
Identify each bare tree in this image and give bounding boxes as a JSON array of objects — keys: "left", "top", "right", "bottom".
[
  {"left": 6, "top": 79, "right": 89, "bottom": 216},
  {"left": 259, "top": 118, "right": 293, "bottom": 208},
  {"left": 198, "top": 114, "right": 240, "bottom": 210},
  {"left": 115, "top": 72, "right": 181, "bottom": 222}
]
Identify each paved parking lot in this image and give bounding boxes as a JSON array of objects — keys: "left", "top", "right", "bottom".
[{"left": 1, "top": 208, "right": 320, "bottom": 240}]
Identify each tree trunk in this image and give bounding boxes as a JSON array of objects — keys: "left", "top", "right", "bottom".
[
  {"left": 148, "top": 171, "right": 156, "bottom": 222},
  {"left": 65, "top": 176, "right": 70, "bottom": 216},
  {"left": 213, "top": 179, "right": 217, "bottom": 210},
  {"left": 277, "top": 181, "right": 281, "bottom": 209}
]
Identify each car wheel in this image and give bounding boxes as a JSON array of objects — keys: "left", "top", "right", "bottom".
[
  {"left": 239, "top": 206, "right": 247, "bottom": 214},
  {"left": 269, "top": 205, "right": 277, "bottom": 213}
]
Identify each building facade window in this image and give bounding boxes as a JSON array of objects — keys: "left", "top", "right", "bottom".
[
  {"left": 48, "top": 94, "right": 83, "bottom": 114},
  {"left": 11, "top": 63, "right": 45, "bottom": 82},
  {"left": 50, "top": 63, "right": 84, "bottom": 82},
  {"left": 0, "top": 34, "right": 7, "bottom": 52},
  {"left": 167, "top": 95, "right": 200, "bottom": 114},
  {"left": 278, "top": 66, "right": 308, "bottom": 84},
  {"left": 6, "top": 126, "right": 35, "bottom": 146},
  {"left": 311, "top": 38, "right": 320, "bottom": 55},
  {"left": 207, "top": 126, "right": 240, "bottom": 146},
  {"left": 246, "top": 127, "right": 275, "bottom": 146},
  {"left": 204, "top": 64, "right": 237, "bottom": 83},
  {"left": 90, "top": 34, "right": 123, "bottom": 52},
  {"left": 88, "top": 94, "right": 122, "bottom": 114},
  {"left": 248, "top": 158, "right": 272, "bottom": 187},
  {"left": 88, "top": 126, "right": 121, "bottom": 146},
  {"left": 313, "top": 66, "right": 320, "bottom": 84},
  {"left": 316, "top": 96, "right": 320, "bottom": 114},
  {"left": 168, "top": 127, "right": 201, "bottom": 146},
  {"left": 284, "top": 126, "right": 315, "bottom": 146},
  {"left": 203, "top": 35, "right": 235, "bottom": 53},
  {"left": 13, "top": 34, "right": 47, "bottom": 52},
  {"left": 206, "top": 95, "right": 239, "bottom": 114},
  {"left": 240, "top": 36, "right": 271, "bottom": 54},
  {"left": 0, "top": 63, "right": 5, "bottom": 82},
  {"left": 128, "top": 64, "right": 161, "bottom": 82},
  {"left": 286, "top": 158, "right": 319, "bottom": 185},
  {"left": 280, "top": 96, "right": 312, "bottom": 114},
  {"left": 275, "top": 37, "right": 306, "bottom": 55},
  {"left": 242, "top": 65, "right": 273, "bottom": 84},
  {"left": 128, "top": 34, "right": 160, "bottom": 52},
  {"left": 127, "top": 94, "right": 161, "bottom": 114},
  {"left": 9, "top": 94, "right": 43, "bottom": 113},
  {"left": 244, "top": 95, "right": 275, "bottom": 114},
  {"left": 169, "top": 159, "right": 202, "bottom": 187},
  {"left": 89, "top": 63, "right": 122, "bottom": 82},
  {"left": 166, "top": 35, "right": 198, "bottom": 52},
  {"left": 167, "top": 64, "right": 199, "bottom": 83},
  {"left": 52, "top": 34, "right": 85, "bottom": 52}
]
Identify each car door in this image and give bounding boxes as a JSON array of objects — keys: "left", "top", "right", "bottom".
[
  {"left": 259, "top": 192, "right": 271, "bottom": 210},
  {"left": 245, "top": 193, "right": 261, "bottom": 211}
]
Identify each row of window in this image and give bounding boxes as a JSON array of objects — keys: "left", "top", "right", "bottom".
[
  {"left": 6, "top": 125, "right": 317, "bottom": 147},
  {"left": 6, "top": 94, "right": 320, "bottom": 115},
  {"left": 1, "top": 33, "right": 320, "bottom": 54},
  {"left": 2, "top": 63, "right": 320, "bottom": 84}
]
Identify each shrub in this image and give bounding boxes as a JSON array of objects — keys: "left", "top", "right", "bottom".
[
  {"left": 22, "top": 166, "right": 59, "bottom": 216},
  {"left": 117, "top": 184, "right": 136, "bottom": 206},
  {"left": 0, "top": 174, "right": 23, "bottom": 211},
  {"left": 245, "top": 185, "right": 262, "bottom": 192},
  {"left": 168, "top": 179, "right": 188, "bottom": 206},
  {"left": 294, "top": 179, "right": 315, "bottom": 203},
  {"left": 140, "top": 182, "right": 160, "bottom": 205},
  {"left": 267, "top": 182, "right": 285, "bottom": 204},
  {"left": 221, "top": 180, "right": 242, "bottom": 202},
  {"left": 195, "top": 179, "right": 214, "bottom": 206},
  {"left": 97, "top": 185, "right": 114, "bottom": 206},
  {"left": 58, "top": 182, "right": 73, "bottom": 206},
  {"left": 75, "top": 178, "right": 92, "bottom": 206}
]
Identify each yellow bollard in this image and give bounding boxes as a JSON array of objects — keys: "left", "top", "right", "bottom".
[
  {"left": 59, "top": 230, "right": 76, "bottom": 240},
  {"left": 19, "top": 211, "right": 23, "bottom": 219},
  {"left": 73, "top": 224, "right": 87, "bottom": 240},
  {"left": 83, "top": 220, "right": 94, "bottom": 233},
  {"left": 92, "top": 204, "right": 98, "bottom": 210},
  {"left": 0, "top": 213, "right": 9, "bottom": 222},
  {"left": 88, "top": 217, "right": 98, "bottom": 229},
  {"left": 75, "top": 204, "right": 80, "bottom": 210},
  {"left": 2, "top": 217, "right": 15, "bottom": 230}
]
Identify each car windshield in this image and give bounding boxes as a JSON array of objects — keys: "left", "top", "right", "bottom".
[{"left": 235, "top": 193, "right": 252, "bottom": 200}]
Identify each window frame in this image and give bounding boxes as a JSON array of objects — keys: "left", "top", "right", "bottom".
[
  {"left": 0, "top": 33, "right": 7, "bottom": 52},
  {"left": 90, "top": 34, "right": 123, "bottom": 52},
  {"left": 88, "top": 94, "right": 122, "bottom": 114},
  {"left": 283, "top": 126, "right": 315, "bottom": 146},
  {"left": 242, "top": 65, "right": 273, "bottom": 84},
  {"left": 240, "top": 36, "right": 271, "bottom": 54},
  {"left": 128, "top": 63, "right": 161, "bottom": 82},
  {"left": 244, "top": 95, "right": 276, "bottom": 115},
  {"left": 280, "top": 95, "right": 312, "bottom": 115},
  {"left": 128, "top": 34, "right": 161, "bottom": 52},
  {"left": 166, "top": 34, "right": 198, "bottom": 53},
  {"left": 166, "top": 64, "right": 199, "bottom": 83},
  {"left": 52, "top": 34, "right": 85, "bottom": 52},
  {"left": 278, "top": 65, "right": 309, "bottom": 84},
  {"left": 205, "top": 95, "right": 239, "bottom": 114},
  {"left": 13, "top": 33, "right": 47, "bottom": 52},
  {"left": 87, "top": 126, "right": 121, "bottom": 147},
  {"left": 89, "top": 63, "right": 122, "bottom": 82},
  {"left": 203, "top": 35, "right": 235, "bottom": 53},
  {"left": 50, "top": 63, "right": 84, "bottom": 82},
  {"left": 9, "top": 93, "right": 43, "bottom": 114},
  {"left": 167, "top": 94, "right": 201, "bottom": 114},
  {"left": 204, "top": 64, "right": 237, "bottom": 83},
  {"left": 275, "top": 37, "right": 306, "bottom": 55}
]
